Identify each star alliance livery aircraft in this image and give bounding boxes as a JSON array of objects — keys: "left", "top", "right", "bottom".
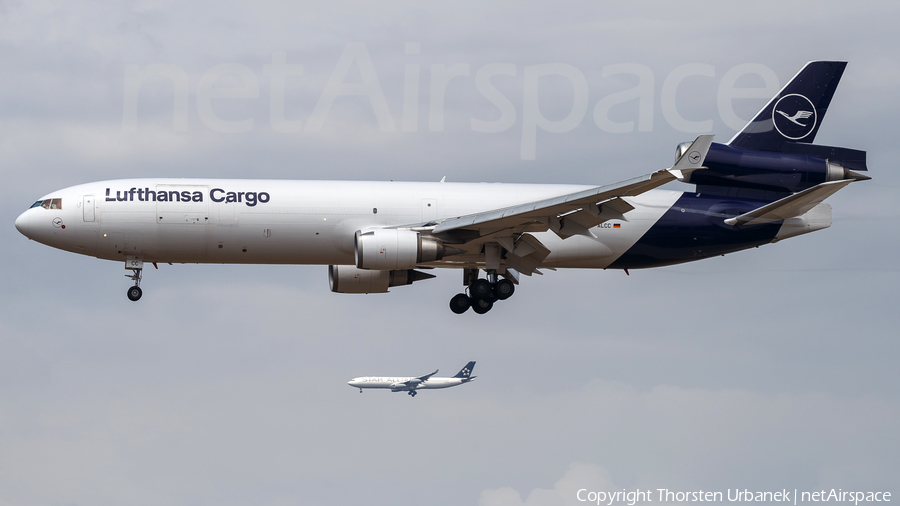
[
  {"left": 15, "top": 61, "right": 869, "bottom": 314},
  {"left": 348, "top": 361, "right": 476, "bottom": 397}
]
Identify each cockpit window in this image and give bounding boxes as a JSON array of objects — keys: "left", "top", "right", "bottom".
[{"left": 32, "top": 198, "right": 62, "bottom": 210}]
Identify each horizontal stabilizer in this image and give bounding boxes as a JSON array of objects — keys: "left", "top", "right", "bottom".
[{"left": 724, "top": 179, "right": 854, "bottom": 226}]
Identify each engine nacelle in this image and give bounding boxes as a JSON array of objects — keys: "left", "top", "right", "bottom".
[
  {"left": 678, "top": 141, "right": 869, "bottom": 193},
  {"left": 392, "top": 380, "right": 418, "bottom": 389},
  {"left": 328, "top": 265, "right": 436, "bottom": 294},
  {"left": 675, "top": 141, "right": 693, "bottom": 163},
  {"left": 355, "top": 229, "right": 445, "bottom": 270}
]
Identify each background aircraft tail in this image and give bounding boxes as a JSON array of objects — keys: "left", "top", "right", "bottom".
[
  {"left": 728, "top": 61, "right": 846, "bottom": 152},
  {"left": 453, "top": 361, "right": 476, "bottom": 379}
]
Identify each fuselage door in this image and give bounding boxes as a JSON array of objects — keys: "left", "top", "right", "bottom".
[{"left": 83, "top": 195, "right": 95, "bottom": 222}]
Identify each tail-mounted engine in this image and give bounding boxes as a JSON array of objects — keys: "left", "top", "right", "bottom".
[{"left": 676, "top": 141, "right": 868, "bottom": 194}]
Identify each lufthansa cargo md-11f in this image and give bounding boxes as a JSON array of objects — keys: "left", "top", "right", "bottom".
[
  {"left": 15, "top": 62, "right": 869, "bottom": 314},
  {"left": 349, "top": 362, "right": 476, "bottom": 397}
]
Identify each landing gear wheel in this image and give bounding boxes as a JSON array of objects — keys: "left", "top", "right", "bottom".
[
  {"left": 127, "top": 286, "right": 143, "bottom": 301},
  {"left": 125, "top": 260, "right": 144, "bottom": 302},
  {"left": 408, "top": 390, "right": 417, "bottom": 397},
  {"left": 449, "top": 293, "right": 471, "bottom": 314},
  {"left": 495, "top": 279, "right": 515, "bottom": 300},
  {"left": 471, "top": 297, "right": 493, "bottom": 314},
  {"left": 471, "top": 278, "right": 493, "bottom": 299}
]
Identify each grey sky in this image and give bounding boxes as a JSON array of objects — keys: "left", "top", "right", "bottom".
[{"left": 2, "top": 1, "right": 899, "bottom": 505}]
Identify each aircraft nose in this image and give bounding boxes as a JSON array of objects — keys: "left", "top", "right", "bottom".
[{"left": 15, "top": 211, "right": 31, "bottom": 238}]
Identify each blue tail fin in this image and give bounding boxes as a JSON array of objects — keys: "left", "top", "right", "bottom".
[
  {"left": 453, "top": 361, "right": 476, "bottom": 378},
  {"left": 728, "top": 61, "right": 846, "bottom": 151}
]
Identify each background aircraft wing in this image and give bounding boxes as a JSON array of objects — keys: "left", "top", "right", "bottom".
[
  {"left": 415, "top": 369, "right": 439, "bottom": 383},
  {"left": 431, "top": 135, "right": 713, "bottom": 240}
]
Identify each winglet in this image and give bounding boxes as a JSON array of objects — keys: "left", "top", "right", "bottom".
[{"left": 670, "top": 134, "right": 714, "bottom": 181}]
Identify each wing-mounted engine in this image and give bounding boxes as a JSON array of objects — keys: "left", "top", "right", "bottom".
[
  {"left": 328, "top": 265, "right": 435, "bottom": 294},
  {"left": 391, "top": 379, "right": 420, "bottom": 391},
  {"left": 355, "top": 229, "right": 448, "bottom": 270}
]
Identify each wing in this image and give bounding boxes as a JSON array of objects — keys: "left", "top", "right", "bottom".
[
  {"left": 415, "top": 369, "right": 439, "bottom": 382},
  {"left": 431, "top": 135, "right": 713, "bottom": 241},
  {"left": 391, "top": 370, "right": 438, "bottom": 391}
]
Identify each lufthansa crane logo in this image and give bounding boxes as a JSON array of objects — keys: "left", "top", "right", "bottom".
[{"left": 772, "top": 94, "right": 817, "bottom": 140}]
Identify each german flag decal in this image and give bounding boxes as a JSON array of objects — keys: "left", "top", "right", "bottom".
[{"left": 613, "top": 223, "right": 621, "bottom": 229}]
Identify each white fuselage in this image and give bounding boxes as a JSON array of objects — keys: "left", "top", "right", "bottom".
[
  {"left": 347, "top": 376, "right": 471, "bottom": 391},
  {"left": 15, "top": 178, "right": 680, "bottom": 269}
]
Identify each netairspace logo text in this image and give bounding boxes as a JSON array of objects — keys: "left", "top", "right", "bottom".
[
  {"left": 122, "top": 42, "right": 783, "bottom": 160},
  {"left": 576, "top": 488, "right": 891, "bottom": 506}
]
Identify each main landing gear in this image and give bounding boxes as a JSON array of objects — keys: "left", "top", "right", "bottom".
[
  {"left": 125, "top": 257, "right": 143, "bottom": 302},
  {"left": 449, "top": 269, "right": 515, "bottom": 315},
  {"left": 408, "top": 390, "right": 417, "bottom": 397}
]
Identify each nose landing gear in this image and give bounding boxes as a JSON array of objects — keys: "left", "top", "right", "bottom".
[
  {"left": 127, "top": 285, "right": 143, "bottom": 301},
  {"left": 125, "top": 257, "right": 143, "bottom": 301}
]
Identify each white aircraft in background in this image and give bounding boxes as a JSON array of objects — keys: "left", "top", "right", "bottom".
[
  {"left": 14, "top": 62, "right": 868, "bottom": 314},
  {"left": 348, "top": 361, "right": 476, "bottom": 397}
]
